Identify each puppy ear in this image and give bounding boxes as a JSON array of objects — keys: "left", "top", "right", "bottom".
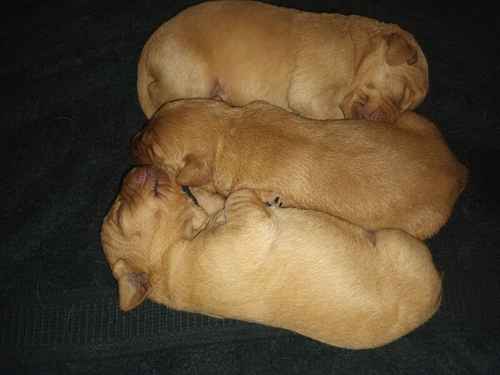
[
  {"left": 384, "top": 33, "right": 418, "bottom": 66},
  {"left": 176, "top": 154, "right": 211, "bottom": 186},
  {"left": 112, "top": 259, "right": 151, "bottom": 312},
  {"left": 130, "top": 127, "right": 164, "bottom": 165},
  {"left": 183, "top": 206, "right": 209, "bottom": 239}
]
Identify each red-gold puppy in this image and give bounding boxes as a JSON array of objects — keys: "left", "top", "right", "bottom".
[
  {"left": 101, "top": 166, "right": 442, "bottom": 349},
  {"left": 132, "top": 99, "right": 468, "bottom": 239},
  {"left": 137, "top": 0, "right": 428, "bottom": 121}
]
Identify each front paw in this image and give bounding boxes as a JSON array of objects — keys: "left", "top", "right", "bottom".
[
  {"left": 254, "top": 191, "right": 285, "bottom": 208},
  {"left": 265, "top": 195, "right": 284, "bottom": 208},
  {"left": 226, "top": 189, "right": 260, "bottom": 207},
  {"left": 224, "top": 189, "right": 270, "bottom": 221}
]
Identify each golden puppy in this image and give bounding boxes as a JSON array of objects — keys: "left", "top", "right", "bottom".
[
  {"left": 137, "top": 0, "right": 428, "bottom": 122},
  {"left": 131, "top": 99, "right": 468, "bottom": 239},
  {"left": 101, "top": 166, "right": 442, "bottom": 349}
]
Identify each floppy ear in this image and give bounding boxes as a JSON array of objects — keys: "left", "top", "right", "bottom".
[
  {"left": 384, "top": 33, "right": 418, "bottom": 66},
  {"left": 112, "top": 259, "right": 151, "bottom": 312},
  {"left": 183, "top": 206, "right": 209, "bottom": 239},
  {"left": 130, "top": 127, "right": 164, "bottom": 165},
  {"left": 176, "top": 154, "right": 212, "bottom": 186}
]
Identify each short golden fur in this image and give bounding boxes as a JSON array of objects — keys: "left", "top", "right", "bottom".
[
  {"left": 137, "top": 0, "right": 428, "bottom": 122},
  {"left": 132, "top": 99, "right": 468, "bottom": 239},
  {"left": 101, "top": 166, "right": 442, "bottom": 349}
]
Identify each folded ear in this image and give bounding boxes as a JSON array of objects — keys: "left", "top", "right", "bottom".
[
  {"left": 112, "top": 259, "right": 151, "bottom": 312},
  {"left": 176, "top": 154, "right": 212, "bottom": 186},
  {"left": 183, "top": 205, "right": 209, "bottom": 239},
  {"left": 130, "top": 127, "right": 164, "bottom": 165},
  {"left": 384, "top": 33, "right": 418, "bottom": 66},
  {"left": 189, "top": 187, "right": 225, "bottom": 216}
]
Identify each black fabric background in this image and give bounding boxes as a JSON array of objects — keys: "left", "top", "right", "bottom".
[{"left": 2, "top": 1, "right": 500, "bottom": 373}]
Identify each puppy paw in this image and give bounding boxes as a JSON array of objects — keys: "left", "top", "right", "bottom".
[
  {"left": 265, "top": 195, "right": 284, "bottom": 208},
  {"left": 254, "top": 191, "right": 284, "bottom": 208},
  {"left": 224, "top": 189, "right": 270, "bottom": 222}
]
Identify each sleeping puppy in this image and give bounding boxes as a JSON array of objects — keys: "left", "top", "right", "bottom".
[
  {"left": 137, "top": 0, "right": 428, "bottom": 122},
  {"left": 131, "top": 99, "right": 468, "bottom": 239},
  {"left": 101, "top": 165, "right": 442, "bottom": 349}
]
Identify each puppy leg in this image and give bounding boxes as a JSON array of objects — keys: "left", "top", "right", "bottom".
[
  {"left": 265, "top": 196, "right": 285, "bottom": 208},
  {"left": 147, "top": 71, "right": 217, "bottom": 114},
  {"left": 254, "top": 190, "right": 285, "bottom": 208},
  {"left": 182, "top": 189, "right": 277, "bottom": 319},
  {"left": 223, "top": 189, "right": 272, "bottom": 224},
  {"left": 213, "top": 189, "right": 276, "bottom": 274},
  {"left": 138, "top": 38, "right": 219, "bottom": 118},
  {"left": 189, "top": 187, "right": 225, "bottom": 216},
  {"left": 373, "top": 229, "right": 442, "bottom": 327},
  {"left": 288, "top": 80, "right": 346, "bottom": 120},
  {"left": 295, "top": 93, "right": 345, "bottom": 120}
]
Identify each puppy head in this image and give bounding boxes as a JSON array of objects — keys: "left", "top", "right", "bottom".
[
  {"left": 131, "top": 99, "right": 222, "bottom": 187},
  {"left": 101, "top": 165, "right": 209, "bottom": 311},
  {"left": 341, "top": 32, "right": 429, "bottom": 123}
]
